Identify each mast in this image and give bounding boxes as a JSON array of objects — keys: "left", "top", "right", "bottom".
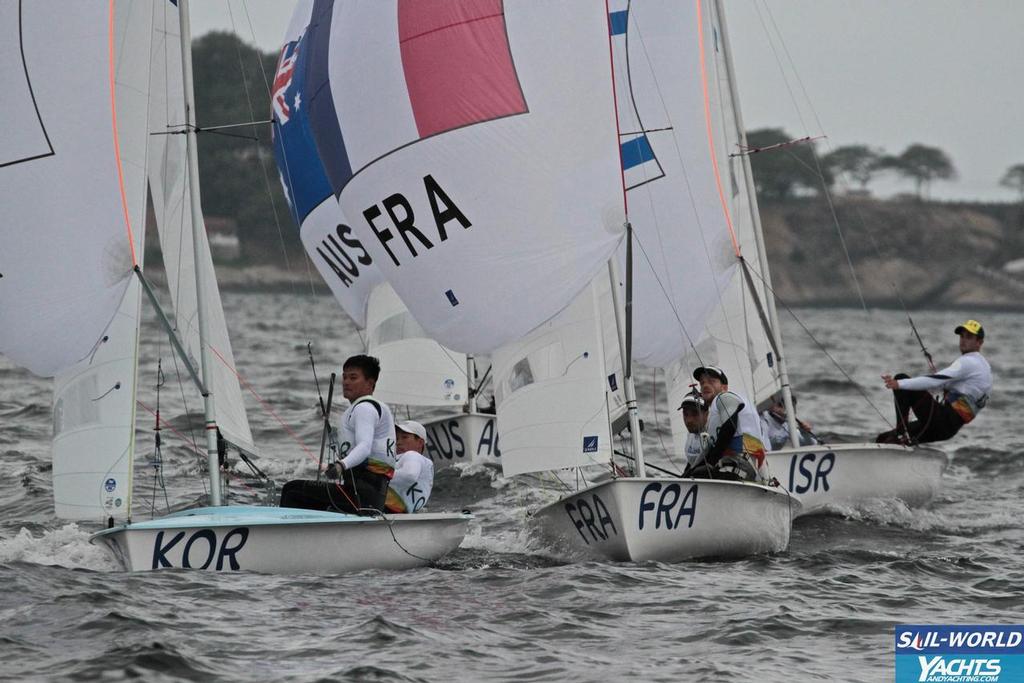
[
  {"left": 178, "top": 0, "right": 223, "bottom": 504},
  {"left": 466, "top": 355, "right": 478, "bottom": 413},
  {"left": 713, "top": 0, "right": 801, "bottom": 447},
  {"left": 608, "top": 225, "right": 645, "bottom": 477}
]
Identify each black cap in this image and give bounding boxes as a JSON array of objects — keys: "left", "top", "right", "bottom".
[
  {"left": 692, "top": 365, "right": 728, "bottom": 384},
  {"left": 677, "top": 394, "right": 705, "bottom": 411}
]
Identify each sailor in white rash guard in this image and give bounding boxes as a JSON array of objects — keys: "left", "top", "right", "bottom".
[
  {"left": 279, "top": 355, "right": 396, "bottom": 514},
  {"left": 689, "top": 366, "right": 771, "bottom": 484},
  {"left": 877, "top": 319, "right": 992, "bottom": 444},
  {"left": 385, "top": 420, "right": 434, "bottom": 514}
]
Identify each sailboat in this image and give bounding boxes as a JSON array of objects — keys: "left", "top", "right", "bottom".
[
  {"left": 651, "top": 2, "right": 947, "bottom": 517},
  {"left": 1, "top": 0, "right": 469, "bottom": 572},
  {"left": 289, "top": 1, "right": 797, "bottom": 562}
]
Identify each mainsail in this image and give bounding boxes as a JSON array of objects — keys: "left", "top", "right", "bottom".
[
  {"left": 301, "top": 0, "right": 627, "bottom": 354},
  {"left": 52, "top": 1, "right": 155, "bottom": 520},
  {"left": 0, "top": 0, "right": 137, "bottom": 377},
  {"left": 147, "top": 0, "right": 255, "bottom": 454}
]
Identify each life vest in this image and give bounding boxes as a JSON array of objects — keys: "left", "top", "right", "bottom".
[
  {"left": 338, "top": 396, "right": 396, "bottom": 478},
  {"left": 707, "top": 390, "right": 770, "bottom": 483}
]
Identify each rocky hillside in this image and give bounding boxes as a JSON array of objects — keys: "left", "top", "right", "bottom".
[{"left": 761, "top": 198, "right": 1024, "bottom": 309}]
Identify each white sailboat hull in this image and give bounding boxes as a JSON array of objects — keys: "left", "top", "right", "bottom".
[
  {"left": 422, "top": 413, "right": 501, "bottom": 470},
  {"left": 766, "top": 442, "right": 947, "bottom": 516},
  {"left": 532, "top": 478, "right": 798, "bottom": 563},
  {"left": 91, "top": 506, "right": 471, "bottom": 573}
]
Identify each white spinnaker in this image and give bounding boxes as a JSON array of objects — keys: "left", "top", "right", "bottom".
[
  {"left": 52, "top": 1, "right": 154, "bottom": 520},
  {"left": 495, "top": 281, "right": 613, "bottom": 478},
  {"left": 272, "top": 0, "right": 383, "bottom": 328},
  {"left": 308, "top": 1, "right": 626, "bottom": 354},
  {"left": 367, "top": 284, "right": 468, "bottom": 408},
  {"left": 146, "top": 0, "right": 255, "bottom": 453},
  {"left": 0, "top": 1, "right": 135, "bottom": 377}
]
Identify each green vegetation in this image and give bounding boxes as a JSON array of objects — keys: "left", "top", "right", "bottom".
[
  {"left": 877, "top": 144, "right": 957, "bottom": 200},
  {"left": 192, "top": 32, "right": 299, "bottom": 263},
  {"left": 1000, "top": 164, "right": 1024, "bottom": 201}
]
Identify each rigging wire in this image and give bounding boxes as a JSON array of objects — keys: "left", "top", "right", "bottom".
[
  {"left": 752, "top": 0, "right": 869, "bottom": 310},
  {"left": 740, "top": 261, "right": 894, "bottom": 428}
]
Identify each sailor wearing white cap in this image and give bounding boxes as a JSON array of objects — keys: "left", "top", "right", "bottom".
[{"left": 385, "top": 420, "right": 435, "bottom": 513}]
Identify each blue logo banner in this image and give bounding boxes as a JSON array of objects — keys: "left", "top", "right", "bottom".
[{"left": 895, "top": 625, "right": 1024, "bottom": 683}]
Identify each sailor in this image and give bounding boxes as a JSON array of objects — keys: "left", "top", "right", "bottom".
[
  {"left": 677, "top": 392, "right": 709, "bottom": 472},
  {"left": 760, "top": 392, "right": 820, "bottom": 450},
  {"left": 323, "top": 354, "right": 397, "bottom": 512},
  {"left": 876, "top": 319, "right": 992, "bottom": 445},
  {"left": 384, "top": 420, "right": 435, "bottom": 514},
  {"left": 690, "top": 366, "right": 770, "bottom": 484}
]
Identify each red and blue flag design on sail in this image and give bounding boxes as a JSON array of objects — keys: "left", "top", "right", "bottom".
[{"left": 304, "top": 0, "right": 528, "bottom": 196}]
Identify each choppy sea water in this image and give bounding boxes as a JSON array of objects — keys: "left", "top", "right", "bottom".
[{"left": 1, "top": 293, "right": 1021, "bottom": 682}]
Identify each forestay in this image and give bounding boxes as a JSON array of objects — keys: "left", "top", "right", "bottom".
[
  {"left": 53, "top": 1, "right": 155, "bottom": 520},
  {"left": 302, "top": 0, "right": 626, "bottom": 354},
  {"left": 147, "top": 0, "right": 255, "bottom": 454},
  {"left": 0, "top": 1, "right": 136, "bottom": 377}
]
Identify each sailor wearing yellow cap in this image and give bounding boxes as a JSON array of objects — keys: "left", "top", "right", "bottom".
[{"left": 877, "top": 319, "right": 992, "bottom": 444}]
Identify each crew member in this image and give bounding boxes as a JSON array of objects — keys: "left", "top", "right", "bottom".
[
  {"left": 385, "top": 420, "right": 435, "bottom": 513},
  {"left": 760, "top": 392, "right": 820, "bottom": 450},
  {"left": 322, "top": 354, "right": 397, "bottom": 513},
  {"left": 876, "top": 319, "right": 992, "bottom": 445},
  {"left": 690, "top": 366, "right": 770, "bottom": 484},
  {"left": 678, "top": 392, "right": 709, "bottom": 473}
]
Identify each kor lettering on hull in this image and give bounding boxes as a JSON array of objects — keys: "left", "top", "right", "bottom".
[{"left": 151, "top": 527, "right": 249, "bottom": 570}]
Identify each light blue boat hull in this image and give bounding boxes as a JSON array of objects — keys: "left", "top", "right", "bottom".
[{"left": 91, "top": 506, "right": 472, "bottom": 573}]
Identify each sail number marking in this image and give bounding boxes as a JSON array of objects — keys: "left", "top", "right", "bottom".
[
  {"left": 787, "top": 451, "right": 836, "bottom": 494},
  {"left": 565, "top": 494, "right": 617, "bottom": 544},
  {"left": 639, "top": 482, "right": 698, "bottom": 530},
  {"left": 151, "top": 527, "right": 249, "bottom": 570}
]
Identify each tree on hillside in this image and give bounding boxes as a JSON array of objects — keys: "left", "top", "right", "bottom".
[
  {"left": 745, "top": 128, "right": 831, "bottom": 200},
  {"left": 878, "top": 144, "right": 956, "bottom": 200},
  {"left": 821, "top": 144, "right": 883, "bottom": 194},
  {"left": 1000, "top": 164, "right": 1024, "bottom": 201},
  {"left": 191, "top": 32, "right": 299, "bottom": 262}
]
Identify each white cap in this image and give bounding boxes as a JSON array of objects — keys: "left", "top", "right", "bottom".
[{"left": 395, "top": 420, "right": 427, "bottom": 441}]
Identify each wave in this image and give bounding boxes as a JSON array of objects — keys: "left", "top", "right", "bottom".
[{"left": 0, "top": 524, "right": 120, "bottom": 571}]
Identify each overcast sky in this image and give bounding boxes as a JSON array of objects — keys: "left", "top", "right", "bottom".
[{"left": 190, "top": 0, "right": 1023, "bottom": 202}]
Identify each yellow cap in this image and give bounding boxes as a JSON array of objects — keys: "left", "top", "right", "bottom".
[{"left": 954, "top": 319, "right": 984, "bottom": 338}]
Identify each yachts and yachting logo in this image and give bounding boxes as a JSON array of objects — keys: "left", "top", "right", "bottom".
[
  {"left": 895, "top": 625, "right": 1024, "bottom": 683},
  {"left": 582, "top": 436, "right": 599, "bottom": 453},
  {"left": 104, "top": 478, "right": 117, "bottom": 492}
]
